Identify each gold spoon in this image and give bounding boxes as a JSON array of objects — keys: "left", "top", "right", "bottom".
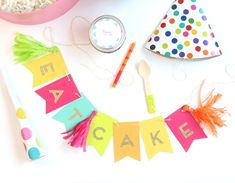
[{"left": 138, "top": 60, "right": 156, "bottom": 114}]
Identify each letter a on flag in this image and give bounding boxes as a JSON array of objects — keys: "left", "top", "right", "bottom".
[
  {"left": 35, "top": 74, "right": 80, "bottom": 113},
  {"left": 113, "top": 122, "right": 140, "bottom": 162},
  {"left": 165, "top": 107, "right": 207, "bottom": 152}
]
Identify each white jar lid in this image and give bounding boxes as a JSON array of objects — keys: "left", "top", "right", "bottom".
[{"left": 89, "top": 15, "right": 126, "bottom": 53}]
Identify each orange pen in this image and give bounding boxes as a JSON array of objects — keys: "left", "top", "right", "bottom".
[{"left": 112, "top": 42, "right": 136, "bottom": 88}]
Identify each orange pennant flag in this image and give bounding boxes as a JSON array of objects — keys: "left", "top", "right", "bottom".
[{"left": 113, "top": 122, "right": 140, "bottom": 162}]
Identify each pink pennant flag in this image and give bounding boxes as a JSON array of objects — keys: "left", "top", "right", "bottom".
[
  {"left": 35, "top": 74, "right": 80, "bottom": 113},
  {"left": 165, "top": 106, "right": 207, "bottom": 152}
]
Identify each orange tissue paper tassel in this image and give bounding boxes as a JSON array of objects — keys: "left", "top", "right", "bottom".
[{"left": 183, "top": 80, "right": 227, "bottom": 136}]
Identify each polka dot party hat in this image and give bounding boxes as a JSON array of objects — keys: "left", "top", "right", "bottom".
[{"left": 145, "top": 0, "right": 222, "bottom": 60}]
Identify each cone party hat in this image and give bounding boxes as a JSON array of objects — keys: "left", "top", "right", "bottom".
[{"left": 146, "top": 0, "right": 222, "bottom": 60}]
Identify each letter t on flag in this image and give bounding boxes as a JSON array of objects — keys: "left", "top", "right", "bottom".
[
  {"left": 165, "top": 106, "right": 207, "bottom": 152},
  {"left": 113, "top": 122, "right": 140, "bottom": 162}
]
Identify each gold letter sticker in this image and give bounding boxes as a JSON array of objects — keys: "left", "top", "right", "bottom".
[
  {"left": 87, "top": 112, "right": 116, "bottom": 156},
  {"left": 49, "top": 90, "right": 64, "bottom": 103},
  {"left": 93, "top": 127, "right": 106, "bottom": 141},
  {"left": 120, "top": 134, "right": 134, "bottom": 148},
  {"left": 179, "top": 122, "right": 194, "bottom": 139},
  {"left": 140, "top": 116, "right": 173, "bottom": 159},
  {"left": 24, "top": 52, "right": 68, "bottom": 87},
  {"left": 113, "top": 122, "right": 140, "bottom": 162}
]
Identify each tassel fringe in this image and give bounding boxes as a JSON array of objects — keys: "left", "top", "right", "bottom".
[
  {"left": 62, "top": 111, "right": 97, "bottom": 151},
  {"left": 183, "top": 80, "right": 227, "bottom": 136},
  {"left": 14, "top": 33, "right": 59, "bottom": 64}
]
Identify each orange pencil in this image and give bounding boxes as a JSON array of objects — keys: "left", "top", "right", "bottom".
[{"left": 112, "top": 42, "right": 136, "bottom": 88}]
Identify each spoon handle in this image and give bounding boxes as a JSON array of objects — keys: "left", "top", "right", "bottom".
[{"left": 144, "top": 79, "right": 156, "bottom": 114}]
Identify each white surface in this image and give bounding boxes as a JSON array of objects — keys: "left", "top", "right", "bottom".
[{"left": 0, "top": 0, "right": 235, "bottom": 183}]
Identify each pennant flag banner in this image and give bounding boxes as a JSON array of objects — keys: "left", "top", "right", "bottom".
[
  {"left": 113, "top": 122, "right": 140, "bottom": 162},
  {"left": 11, "top": 33, "right": 227, "bottom": 162},
  {"left": 24, "top": 52, "right": 69, "bottom": 87},
  {"left": 35, "top": 74, "right": 80, "bottom": 114},
  {"left": 165, "top": 106, "right": 207, "bottom": 152},
  {"left": 140, "top": 116, "right": 173, "bottom": 159},
  {"left": 53, "top": 93, "right": 96, "bottom": 130},
  {"left": 87, "top": 112, "right": 117, "bottom": 156}
]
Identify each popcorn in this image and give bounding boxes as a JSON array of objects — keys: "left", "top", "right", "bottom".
[{"left": 0, "top": 0, "right": 57, "bottom": 13}]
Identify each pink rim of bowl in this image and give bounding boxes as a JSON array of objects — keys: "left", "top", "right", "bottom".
[{"left": 0, "top": 0, "right": 79, "bottom": 25}]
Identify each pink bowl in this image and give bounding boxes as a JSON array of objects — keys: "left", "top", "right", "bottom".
[{"left": 0, "top": 0, "right": 79, "bottom": 25}]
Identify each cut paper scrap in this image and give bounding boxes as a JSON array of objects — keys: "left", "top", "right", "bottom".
[
  {"left": 53, "top": 93, "right": 96, "bottom": 130},
  {"left": 113, "top": 122, "right": 140, "bottom": 162},
  {"left": 87, "top": 112, "right": 117, "bottom": 156},
  {"left": 35, "top": 74, "right": 80, "bottom": 114},
  {"left": 140, "top": 116, "right": 173, "bottom": 160},
  {"left": 165, "top": 106, "right": 207, "bottom": 152},
  {"left": 146, "top": 0, "right": 222, "bottom": 60},
  {"left": 23, "top": 52, "right": 69, "bottom": 87},
  {"left": 1, "top": 68, "right": 45, "bottom": 161}
]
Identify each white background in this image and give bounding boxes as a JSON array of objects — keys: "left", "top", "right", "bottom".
[{"left": 0, "top": 0, "right": 235, "bottom": 183}]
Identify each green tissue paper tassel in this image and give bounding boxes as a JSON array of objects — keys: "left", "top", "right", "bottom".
[{"left": 14, "top": 33, "right": 59, "bottom": 64}]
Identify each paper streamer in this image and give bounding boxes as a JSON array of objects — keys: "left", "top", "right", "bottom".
[{"left": 1, "top": 68, "right": 45, "bottom": 160}]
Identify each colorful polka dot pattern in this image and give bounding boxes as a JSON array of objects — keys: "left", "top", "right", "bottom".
[
  {"left": 146, "top": 0, "right": 222, "bottom": 60},
  {"left": 16, "top": 107, "right": 44, "bottom": 160}
]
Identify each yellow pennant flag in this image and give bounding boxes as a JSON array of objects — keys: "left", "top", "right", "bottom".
[
  {"left": 24, "top": 52, "right": 69, "bottom": 88},
  {"left": 87, "top": 112, "right": 117, "bottom": 156},
  {"left": 113, "top": 122, "right": 140, "bottom": 162},
  {"left": 140, "top": 116, "right": 173, "bottom": 159}
]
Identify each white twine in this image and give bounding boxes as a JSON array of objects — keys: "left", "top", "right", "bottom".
[
  {"left": 43, "top": 16, "right": 135, "bottom": 87},
  {"left": 0, "top": 0, "right": 56, "bottom": 13}
]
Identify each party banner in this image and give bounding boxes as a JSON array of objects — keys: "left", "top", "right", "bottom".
[
  {"left": 11, "top": 33, "right": 226, "bottom": 162},
  {"left": 140, "top": 116, "right": 173, "bottom": 159},
  {"left": 165, "top": 106, "right": 207, "bottom": 152},
  {"left": 113, "top": 122, "right": 140, "bottom": 162},
  {"left": 53, "top": 93, "right": 96, "bottom": 130},
  {"left": 87, "top": 112, "right": 117, "bottom": 156},
  {"left": 24, "top": 52, "right": 69, "bottom": 87},
  {"left": 35, "top": 74, "right": 80, "bottom": 114}
]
